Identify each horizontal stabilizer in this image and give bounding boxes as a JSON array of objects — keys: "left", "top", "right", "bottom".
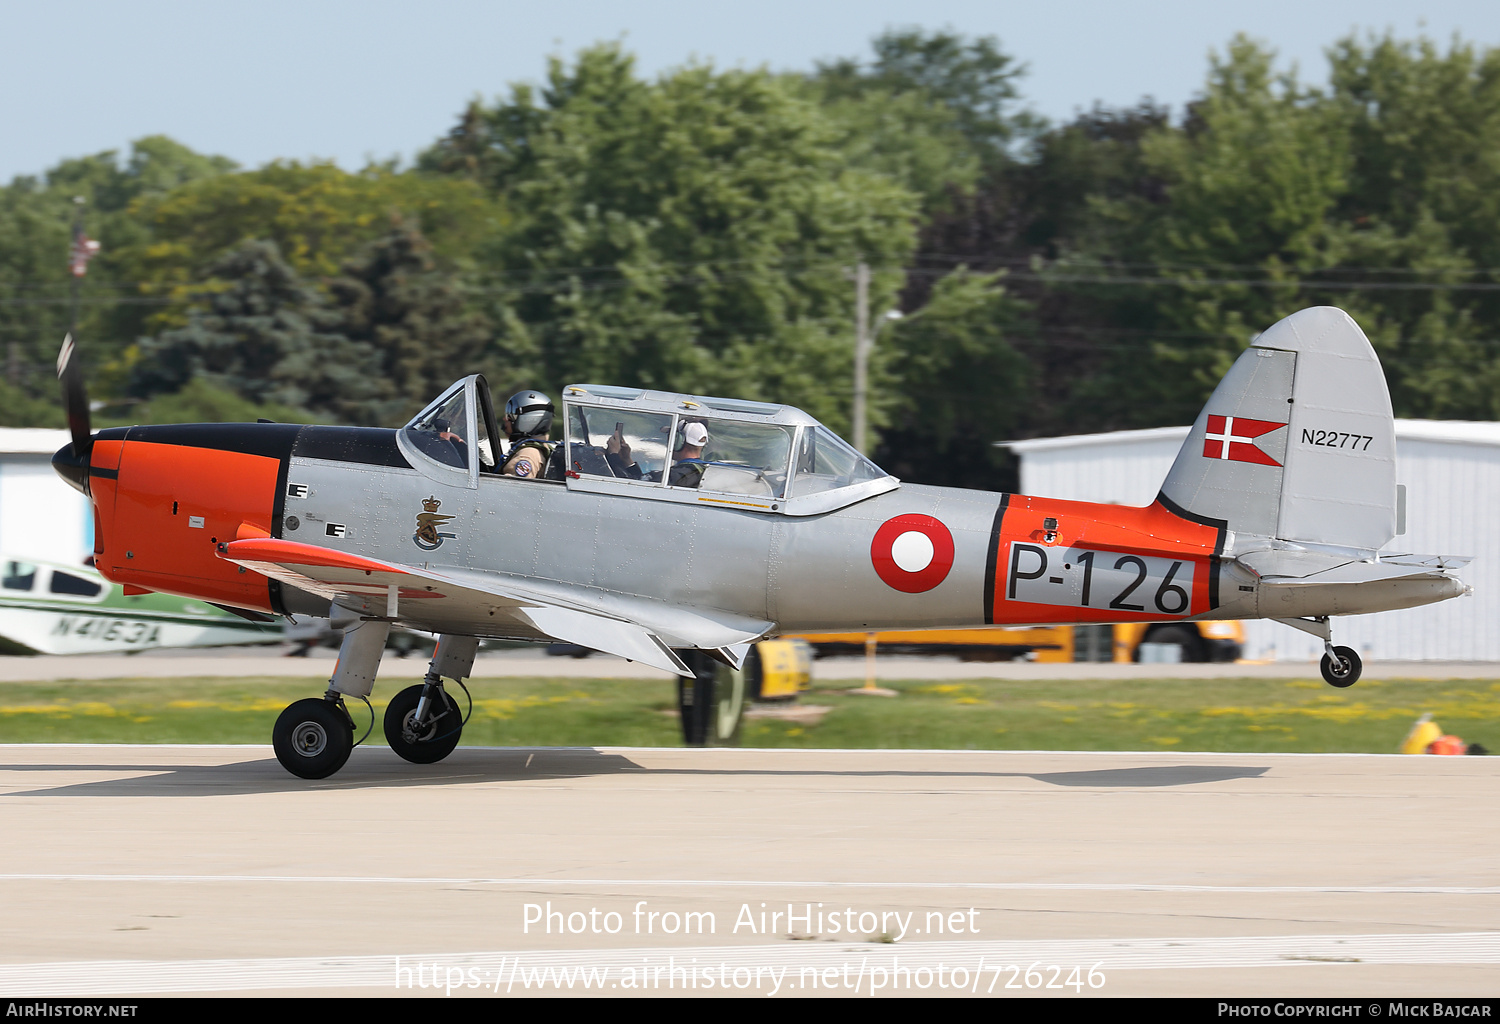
[{"left": 1238, "top": 547, "right": 1470, "bottom": 587}]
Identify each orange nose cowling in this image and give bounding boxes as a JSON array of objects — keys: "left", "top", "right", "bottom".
[{"left": 97, "top": 440, "right": 281, "bottom": 611}]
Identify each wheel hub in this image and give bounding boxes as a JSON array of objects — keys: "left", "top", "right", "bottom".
[
  {"left": 292, "top": 721, "right": 328, "bottom": 757},
  {"left": 402, "top": 711, "right": 433, "bottom": 745}
]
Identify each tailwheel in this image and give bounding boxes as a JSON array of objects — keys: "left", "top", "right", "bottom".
[
  {"left": 1320, "top": 646, "right": 1362, "bottom": 688},
  {"left": 384, "top": 683, "right": 463, "bottom": 764},
  {"left": 273, "top": 697, "right": 355, "bottom": 779}
]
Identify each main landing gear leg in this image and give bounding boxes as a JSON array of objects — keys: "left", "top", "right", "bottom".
[
  {"left": 1274, "top": 616, "right": 1362, "bottom": 688},
  {"left": 272, "top": 611, "right": 390, "bottom": 779},
  {"left": 385, "top": 634, "right": 478, "bottom": 764}
]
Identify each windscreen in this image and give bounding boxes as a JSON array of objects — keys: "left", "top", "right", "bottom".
[
  {"left": 403, "top": 389, "right": 470, "bottom": 470},
  {"left": 791, "top": 426, "right": 887, "bottom": 497},
  {"left": 2, "top": 561, "right": 35, "bottom": 591}
]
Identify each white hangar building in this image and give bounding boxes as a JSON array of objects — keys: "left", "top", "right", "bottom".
[
  {"left": 0, "top": 429, "right": 93, "bottom": 567},
  {"left": 1005, "top": 421, "right": 1500, "bottom": 662}
]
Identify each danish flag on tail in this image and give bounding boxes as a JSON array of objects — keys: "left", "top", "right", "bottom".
[{"left": 1202, "top": 414, "right": 1285, "bottom": 467}]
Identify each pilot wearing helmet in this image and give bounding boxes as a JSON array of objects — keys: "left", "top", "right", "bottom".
[{"left": 499, "top": 390, "right": 557, "bottom": 479}]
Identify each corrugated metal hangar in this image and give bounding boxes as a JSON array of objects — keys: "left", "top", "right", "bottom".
[{"left": 1006, "top": 421, "right": 1500, "bottom": 662}]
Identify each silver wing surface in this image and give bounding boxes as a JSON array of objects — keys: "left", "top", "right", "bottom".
[{"left": 217, "top": 536, "right": 771, "bottom": 676}]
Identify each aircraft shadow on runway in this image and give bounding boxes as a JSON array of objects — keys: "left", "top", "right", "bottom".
[{"left": 0, "top": 749, "right": 1269, "bottom": 797}]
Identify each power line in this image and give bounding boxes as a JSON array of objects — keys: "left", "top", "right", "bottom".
[
  {"left": 10, "top": 255, "right": 1500, "bottom": 310},
  {"left": 8, "top": 250, "right": 1500, "bottom": 292}
]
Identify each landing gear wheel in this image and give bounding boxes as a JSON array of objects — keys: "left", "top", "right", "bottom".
[
  {"left": 1320, "top": 646, "right": 1362, "bottom": 688},
  {"left": 383, "top": 684, "right": 462, "bottom": 764},
  {"left": 676, "top": 651, "right": 744, "bottom": 747},
  {"left": 273, "top": 698, "right": 354, "bottom": 779}
]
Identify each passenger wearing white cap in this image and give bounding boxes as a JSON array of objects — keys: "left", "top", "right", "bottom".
[
  {"left": 661, "top": 420, "right": 709, "bottom": 488},
  {"left": 678, "top": 420, "right": 708, "bottom": 458}
]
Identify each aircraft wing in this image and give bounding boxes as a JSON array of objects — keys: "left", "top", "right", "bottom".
[{"left": 216, "top": 536, "right": 771, "bottom": 676}]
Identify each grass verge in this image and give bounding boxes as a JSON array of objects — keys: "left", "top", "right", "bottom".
[{"left": 0, "top": 674, "right": 1495, "bottom": 753}]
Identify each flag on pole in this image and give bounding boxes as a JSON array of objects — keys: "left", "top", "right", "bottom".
[{"left": 69, "top": 229, "right": 100, "bottom": 278}]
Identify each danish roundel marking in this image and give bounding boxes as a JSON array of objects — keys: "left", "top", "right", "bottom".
[{"left": 871, "top": 514, "right": 955, "bottom": 593}]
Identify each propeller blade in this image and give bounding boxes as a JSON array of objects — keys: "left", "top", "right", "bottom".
[{"left": 56, "top": 333, "right": 93, "bottom": 458}]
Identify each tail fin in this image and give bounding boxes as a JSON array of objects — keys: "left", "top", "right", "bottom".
[{"left": 1159, "top": 307, "right": 1396, "bottom": 555}]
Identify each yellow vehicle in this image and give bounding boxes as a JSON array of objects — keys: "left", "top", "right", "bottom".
[
  {"left": 781, "top": 621, "right": 1245, "bottom": 664},
  {"left": 747, "top": 638, "right": 813, "bottom": 699}
]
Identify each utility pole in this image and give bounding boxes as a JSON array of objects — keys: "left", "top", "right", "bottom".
[
  {"left": 851, "top": 262, "right": 904, "bottom": 456},
  {"left": 852, "top": 261, "right": 870, "bottom": 454},
  {"left": 68, "top": 196, "right": 86, "bottom": 342}
]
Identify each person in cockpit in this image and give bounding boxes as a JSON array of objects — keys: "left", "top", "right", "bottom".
[
  {"left": 432, "top": 417, "right": 467, "bottom": 465},
  {"left": 606, "top": 420, "right": 709, "bottom": 488},
  {"left": 663, "top": 420, "right": 709, "bottom": 487},
  {"left": 499, "top": 390, "right": 557, "bottom": 479}
]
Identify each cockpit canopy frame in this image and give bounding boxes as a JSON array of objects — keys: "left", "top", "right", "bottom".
[
  {"left": 557, "top": 384, "right": 899, "bottom": 516},
  {"left": 399, "top": 377, "right": 899, "bottom": 514},
  {"left": 396, "top": 374, "right": 500, "bottom": 489}
]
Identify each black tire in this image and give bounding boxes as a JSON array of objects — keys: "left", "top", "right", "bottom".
[
  {"left": 677, "top": 651, "right": 744, "bottom": 747},
  {"left": 383, "top": 684, "right": 463, "bottom": 764},
  {"left": 678, "top": 664, "right": 713, "bottom": 747},
  {"left": 742, "top": 644, "right": 764, "bottom": 702},
  {"left": 1320, "top": 646, "right": 1362, "bottom": 688},
  {"left": 1138, "top": 624, "right": 1207, "bottom": 663},
  {"left": 273, "top": 698, "right": 354, "bottom": 779}
]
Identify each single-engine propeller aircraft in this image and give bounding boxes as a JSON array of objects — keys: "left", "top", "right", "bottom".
[
  {"left": 0, "top": 555, "right": 283, "bottom": 655},
  {"left": 51, "top": 307, "right": 1469, "bottom": 778}
]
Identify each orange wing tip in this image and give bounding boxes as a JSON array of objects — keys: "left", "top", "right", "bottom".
[
  {"left": 217, "top": 537, "right": 397, "bottom": 576},
  {"left": 236, "top": 522, "right": 272, "bottom": 540}
]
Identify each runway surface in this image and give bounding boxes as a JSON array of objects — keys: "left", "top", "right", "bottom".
[{"left": 0, "top": 744, "right": 1496, "bottom": 997}]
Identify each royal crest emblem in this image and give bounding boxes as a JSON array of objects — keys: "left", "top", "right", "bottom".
[{"left": 413, "top": 495, "right": 457, "bottom": 551}]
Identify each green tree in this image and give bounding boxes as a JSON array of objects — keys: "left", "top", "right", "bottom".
[
  {"left": 875, "top": 269, "right": 1031, "bottom": 488},
  {"left": 129, "top": 240, "right": 382, "bottom": 422},
  {"left": 1321, "top": 33, "right": 1500, "bottom": 418},
  {"left": 114, "top": 377, "right": 308, "bottom": 426},
  {"left": 0, "top": 137, "right": 238, "bottom": 416},
  {"left": 1074, "top": 33, "right": 1500, "bottom": 426},
  {"left": 325, "top": 222, "right": 499, "bottom": 424},
  {"left": 1065, "top": 36, "right": 1351, "bottom": 427},
  {"left": 423, "top": 44, "right": 918, "bottom": 434},
  {"left": 804, "top": 28, "right": 1032, "bottom": 211},
  {"left": 113, "top": 162, "right": 502, "bottom": 331}
]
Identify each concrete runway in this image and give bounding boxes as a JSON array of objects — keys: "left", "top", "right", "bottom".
[{"left": 0, "top": 744, "right": 1496, "bottom": 997}]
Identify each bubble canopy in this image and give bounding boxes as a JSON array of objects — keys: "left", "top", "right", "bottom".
[{"left": 559, "top": 384, "right": 898, "bottom": 516}]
